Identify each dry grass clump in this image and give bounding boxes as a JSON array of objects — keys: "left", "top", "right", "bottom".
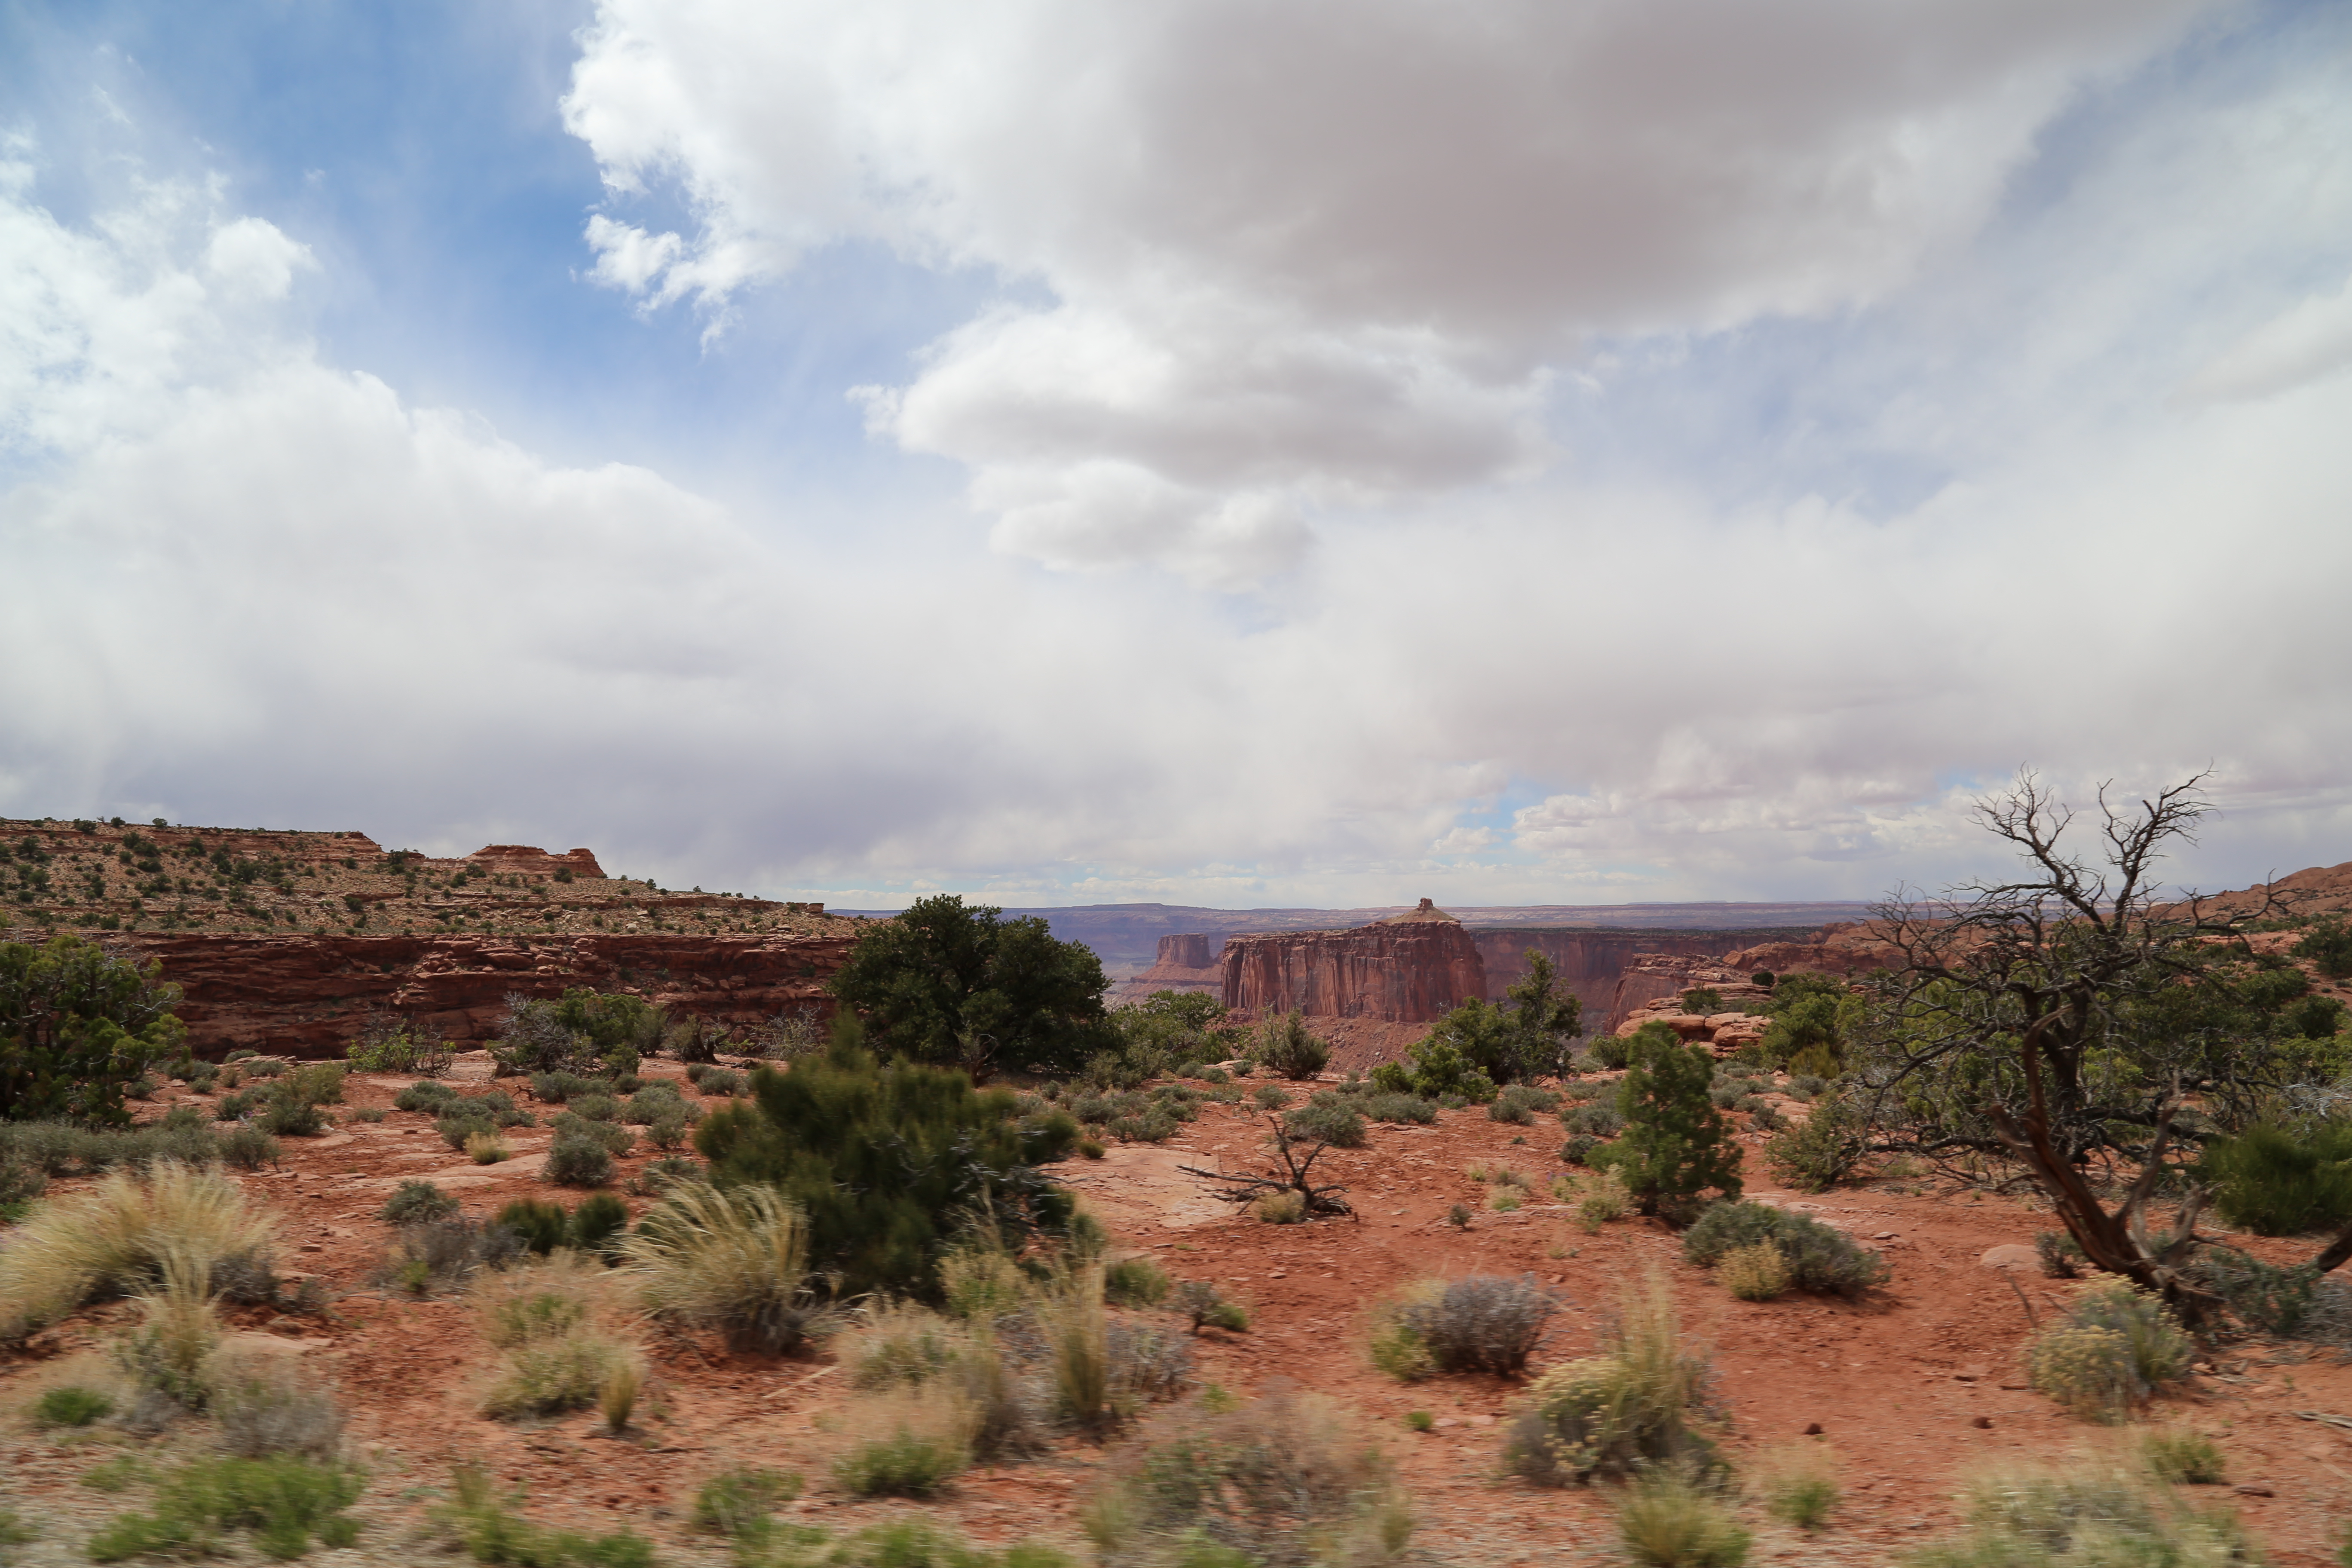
[
  {"left": 2140, "top": 1428, "right": 2226, "bottom": 1486},
  {"left": 1907, "top": 1461, "right": 2254, "bottom": 1567},
  {"left": 472, "top": 1257, "right": 642, "bottom": 1421},
  {"left": 210, "top": 1344, "right": 346, "bottom": 1459},
  {"left": 1503, "top": 1268, "right": 1718, "bottom": 1486},
  {"left": 0, "top": 1161, "right": 274, "bottom": 1337},
  {"left": 1084, "top": 1391, "right": 1410, "bottom": 1568},
  {"left": 2025, "top": 1278, "right": 2195, "bottom": 1421},
  {"left": 1616, "top": 1469, "right": 1750, "bottom": 1567},
  {"left": 1755, "top": 1443, "right": 1839, "bottom": 1530},
  {"left": 833, "top": 1390, "right": 975, "bottom": 1498},
  {"left": 112, "top": 1256, "right": 224, "bottom": 1418},
  {"left": 619, "top": 1181, "right": 836, "bottom": 1354}
]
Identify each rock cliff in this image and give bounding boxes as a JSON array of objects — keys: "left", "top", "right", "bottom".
[
  {"left": 90, "top": 929, "right": 857, "bottom": 1057},
  {"left": 1470, "top": 927, "right": 1831, "bottom": 1032},
  {"left": 1221, "top": 900, "right": 1486, "bottom": 1023}
]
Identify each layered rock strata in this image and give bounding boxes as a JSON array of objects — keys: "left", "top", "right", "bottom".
[
  {"left": 1221, "top": 900, "right": 1486, "bottom": 1023},
  {"left": 1112, "top": 933, "right": 1226, "bottom": 1004}
]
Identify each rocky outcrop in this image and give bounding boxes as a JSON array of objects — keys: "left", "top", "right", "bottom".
[
  {"left": 96, "top": 930, "right": 857, "bottom": 1058},
  {"left": 464, "top": 845, "right": 608, "bottom": 879},
  {"left": 1718, "top": 922, "right": 1902, "bottom": 980},
  {"left": 1112, "top": 934, "right": 1226, "bottom": 1005},
  {"left": 1606, "top": 956, "right": 1774, "bottom": 1054},
  {"left": 1221, "top": 901, "right": 1486, "bottom": 1023},
  {"left": 2174, "top": 861, "right": 2352, "bottom": 923},
  {"left": 1470, "top": 927, "right": 1828, "bottom": 1033}
]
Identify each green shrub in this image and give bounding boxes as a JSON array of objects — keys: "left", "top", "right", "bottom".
[
  {"left": 543, "top": 1136, "right": 616, "bottom": 1188},
  {"left": 1562, "top": 1101, "right": 1623, "bottom": 1137},
  {"left": 695, "top": 1066, "right": 745, "bottom": 1097},
  {"left": 2027, "top": 1279, "right": 2195, "bottom": 1420},
  {"left": 382, "top": 1180, "right": 460, "bottom": 1226},
  {"left": 1761, "top": 1451, "right": 1838, "bottom": 1529},
  {"left": 692, "top": 1467, "right": 802, "bottom": 1537},
  {"left": 396, "top": 1080, "right": 464, "bottom": 1114},
  {"left": 432, "top": 1466, "right": 655, "bottom": 1567},
  {"left": 568, "top": 1193, "right": 630, "bottom": 1255},
  {"left": 1284, "top": 1094, "right": 1366, "bottom": 1148},
  {"left": 1370, "top": 1034, "right": 1497, "bottom": 1103},
  {"left": 622, "top": 1181, "right": 835, "bottom": 1355},
  {"left": 1761, "top": 1090, "right": 1869, "bottom": 1193},
  {"left": 257, "top": 1094, "right": 328, "bottom": 1137},
  {"left": 1359, "top": 1090, "right": 1438, "bottom": 1124},
  {"left": 694, "top": 1032, "right": 1081, "bottom": 1300},
  {"left": 33, "top": 1384, "right": 114, "bottom": 1427},
  {"left": 1253, "top": 1010, "right": 1330, "bottom": 1080},
  {"left": 1680, "top": 1202, "right": 1888, "bottom": 1297},
  {"left": 345, "top": 1019, "right": 451, "bottom": 1076},
  {"left": 2197, "top": 1121, "right": 2352, "bottom": 1235},
  {"left": 0, "top": 934, "right": 187, "bottom": 1126},
  {"left": 495, "top": 1199, "right": 573, "bottom": 1255},
  {"left": 85, "top": 1456, "right": 362, "bottom": 1562},
  {"left": 1104, "top": 1257, "right": 1171, "bottom": 1308},
  {"left": 526, "top": 1071, "right": 605, "bottom": 1105},
  {"left": 494, "top": 989, "right": 661, "bottom": 1079},
  {"left": 1372, "top": 1275, "right": 1556, "bottom": 1378},
  {"left": 1172, "top": 1280, "right": 1249, "bottom": 1333},
  {"left": 1488, "top": 1084, "right": 1559, "bottom": 1125},
  {"left": 553, "top": 1112, "right": 635, "bottom": 1155},
  {"left": 1503, "top": 1271, "right": 1717, "bottom": 1485},
  {"left": 835, "top": 1424, "right": 969, "bottom": 1498},
  {"left": 2189, "top": 1246, "right": 2329, "bottom": 1337},
  {"left": 1596, "top": 1028, "right": 1740, "bottom": 1220},
  {"left": 2294, "top": 919, "right": 2352, "bottom": 981},
  {"left": 1615, "top": 1469, "right": 1749, "bottom": 1568}
]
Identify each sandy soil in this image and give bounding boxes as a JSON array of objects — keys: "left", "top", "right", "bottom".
[{"left": 6, "top": 1058, "right": 2351, "bottom": 1566}]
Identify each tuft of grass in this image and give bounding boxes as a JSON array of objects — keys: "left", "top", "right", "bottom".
[
  {"left": 1503, "top": 1268, "right": 1718, "bottom": 1487},
  {"left": 1043, "top": 1265, "right": 1116, "bottom": 1428},
  {"left": 1446, "top": 1203, "right": 1473, "bottom": 1229},
  {"left": 481, "top": 1330, "right": 637, "bottom": 1421},
  {"left": 85, "top": 1456, "right": 363, "bottom": 1562},
  {"left": 620, "top": 1180, "right": 835, "bottom": 1354},
  {"left": 112, "top": 1255, "right": 223, "bottom": 1412},
  {"left": 833, "top": 1405, "right": 972, "bottom": 1498},
  {"left": 599, "top": 1359, "right": 641, "bottom": 1434},
  {"left": 1172, "top": 1280, "right": 1249, "bottom": 1334},
  {"left": 1616, "top": 1469, "right": 1750, "bottom": 1567},
  {"left": 1717, "top": 1242, "right": 1792, "bottom": 1302},
  {"left": 542, "top": 1134, "right": 616, "bottom": 1188},
  {"left": 466, "top": 1130, "right": 512, "bottom": 1164},
  {"left": 211, "top": 1344, "right": 346, "bottom": 1460},
  {"left": 431, "top": 1466, "right": 654, "bottom": 1567},
  {"left": 1404, "top": 1409, "right": 1434, "bottom": 1432},
  {"left": 940, "top": 1242, "right": 1029, "bottom": 1322},
  {"left": 473, "top": 1258, "right": 639, "bottom": 1421},
  {"left": 33, "top": 1384, "right": 115, "bottom": 1428},
  {"left": 0, "top": 1160, "right": 274, "bottom": 1337},
  {"left": 1255, "top": 1189, "right": 1308, "bottom": 1224},
  {"left": 2141, "top": 1428, "right": 2227, "bottom": 1485},
  {"left": 692, "top": 1467, "right": 802, "bottom": 1537},
  {"left": 1758, "top": 1445, "right": 1839, "bottom": 1531},
  {"left": 1104, "top": 1256, "right": 1171, "bottom": 1308},
  {"left": 1909, "top": 1462, "right": 2255, "bottom": 1567}
]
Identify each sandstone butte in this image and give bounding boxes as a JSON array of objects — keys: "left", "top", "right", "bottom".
[{"left": 0, "top": 816, "right": 860, "bottom": 1055}]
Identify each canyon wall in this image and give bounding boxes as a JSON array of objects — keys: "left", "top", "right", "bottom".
[
  {"left": 1220, "top": 902, "right": 1486, "bottom": 1023},
  {"left": 100, "top": 929, "right": 855, "bottom": 1058},
  {"left": 1470, "top": 927, "right": 1824, "bottom": 1032}
]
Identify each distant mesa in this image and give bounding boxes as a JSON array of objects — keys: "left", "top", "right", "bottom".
[{"left": 464, "top": 844, "right": 607, "bottom": 879}]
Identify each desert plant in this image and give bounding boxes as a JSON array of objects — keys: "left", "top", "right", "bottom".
[
  {"left": 1172, "top": 1280, "right": 1249, "bottom": 1334},
  {"left": 2187, "top": 1246, "right": 2342, "bottom": 1338},
  {"left": 1255, "top": 1189, "right": 1308, "bottom": 1224},
  {"left": 0, "top": 1160, "right": 273, "bottom": 1337},
  {"left": 695, "top": 1066, "right": 745, "bottom": 1097},
  {"left": 569, "top": 1191, "right": 631, "bottom": 1255},
  {"left": 1594, "top": 1027, "right": 1741, "bottom": 1220},
  {"left": 2037, "top": 1230, "right": 2086, "bottom": 1279},
  {"left": 1252, "top": 1084, "right": 1292, "bottom": 1111},
  {"left": 834, "top": 1398, "right": 972, "bottom": 1498},
  {"left": 346, "top": 1016, "right": 451, "bottom": 1076},
  {"left": 2197, "top": 1121, "right": 2352, "bottom": 1236},
  {"left": 431, "top": 1466, "right": 655, "bottom": 1567},
  {"left": 1489, "top": 1084, "right": 1560, "bottom": 1125},
  {"left": 382, "top": 1218, "right": 524, "bottom": 1295},
  {"left": 1908, "top": 1462, "right": 2255, "bottom": 1568},
  {"left": 112, "top": 1257, "right": 224, "bottom": 1413},
  {"left": 210, "top": 1345, "right": 346, "bottom": 1459},
  {"left": 382, "top": 1179, "right": 461, "bottom": 1227},
  {"left": 1759, "top": 1090, "right": 1869, "bottom": 1194},
  {"left": 599, "top": 1360, "right": 641, "bottom": 1433},
  {"left": 481, "top": 1325, "right": 637, "bottom": 1420},
  {"left": 940, "top": 1241, "right": 1031, "bottom": 1322},
  {"left": 2026, "top": 1278, "right": 2195, "bottom": 1421},
  {"left": 466, "top": 1130, "right": 511, "bottom": 1164},
  {"left": 33, "top": 1384, "right": 115, "bottom": 1428},
  {"left": 1082, "top": 1390, "right": 1411, "bottom": 1568},
  {"left": 493, "top": 988, "right": 660, "bottom": 1078},
  {"left": 85, "top": 1456, "right": 363, "bottom": 1562},
  {"left": 1760, "top": 1446, "right": 1839, "bottom": 1530},
  {"left": 1104, "top": 1256, "right": 1172, "bottom": 1308},
  {"left": 695, "top": 1034, "right": 1082, "bottom": 1300},
  {"left": 1616, "top": 1468, "right": 1750, "bottom": 1567},
  {"left": 543, "top": 1133, "right": 617, "bottom": 1188},
  {"left": 1372, "top": 1274, "right": 1556, "bottom": 1380},
  {"left": 1503, "top": 1269, "right": 1718, "bottom": 1485},
  {"left": 2141, "top": 1428, "right": 2226, "bottom": 1485},
  {"left": 0, "top": 934, "right": 187, "bottom": 1126},
  {"left": 622, "top": 1180, "right": 834, "bottom": 1354},
  {"left": 495, "top": 1197, "right": 573, "bottom": 1256},
  {"left": 1254, "top": 1010, "right": 1330, "bottom": 1080},
  {"left": 1716, "top": 1243, "right": 1792, "bottom": 1302},
  {"left": 1577, "top": 1168, "right": 1631, "bottom": 1228},
  {"left": 692, "top": 1467, "right": 802, "bottom": 1537},
  {"left": 1680, "top": 1201, "right": 1888, "bottom": 1297}
]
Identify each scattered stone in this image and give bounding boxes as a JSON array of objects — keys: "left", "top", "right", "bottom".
[
  {"left": 1804, "top": 1422, "right": 1824, "bottom": 1436},
  {"left": 1978, "top": 1243, "right": 2040, "bottom": 1271},
  {"left": 1972, "top": 1416, "right": 1993, "bottom": 1429},
  {"left": 2233, "top": 1485, "right": 2274, "bottom": 1498}
]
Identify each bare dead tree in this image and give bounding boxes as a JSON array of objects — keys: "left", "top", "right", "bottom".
[
  {"left": 1181, "top": 1115, "right": 1353, "bottom": 1219},
  {"left": 1854, "top": 769, "right": 2352, "bottom": 1323}
]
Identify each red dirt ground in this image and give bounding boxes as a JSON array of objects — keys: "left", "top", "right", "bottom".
[{"left": 6, "top": 1055, "right": 2352, "bottom": 1566}]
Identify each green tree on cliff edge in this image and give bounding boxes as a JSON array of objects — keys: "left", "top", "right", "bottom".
[
  {"left": 830, "top": 894, "right": 1112, "bottom": 1080},
  {"left": 1, "top": 934, "right": 186, "bottom": 1124},
  {"left": 1599, "top": 1022, "right": 1742, "bottom": 1220}
]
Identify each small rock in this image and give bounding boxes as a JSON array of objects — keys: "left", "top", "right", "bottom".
[
  {"left": 1469, "top": 1415, "right": 1496, "bottom": 1428},
  {"left": 2233, "top": 1485, "right": 2274, "bottom": 1498},
  {"left": 1804, "top": 1422, "right": 1824, "bottom": 1436},
  {"left": 1978, "top": 1243, "right": 2041, "bottom": 1271},
  {"left": 1434, "top": 1417, "right": 1461, "bottom": 1429},
  {"left": 1874, "top": 1231, "right": 1898, "bottom": 1241},
  {"left": 1972, "top": 1416, "right": 1993, "bottom": 1429},
  {"left": 298, "top": 1242, "right": 323, "bottom": 1253}
]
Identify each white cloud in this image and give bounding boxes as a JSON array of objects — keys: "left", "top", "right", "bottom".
[
  {"left": 2181, "top": 272, "right": 2352, "bottom": 403},
  {"left": 563, "top": 0, "right": 2216, "bottom": 579}
]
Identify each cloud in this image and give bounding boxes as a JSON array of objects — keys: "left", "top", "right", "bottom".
[
  {"left": 563, "top": 0, "right": 2215, "bottom": 579},
  {"left": 2181, "top": 272, "right": 2352, "bottom": 403}
]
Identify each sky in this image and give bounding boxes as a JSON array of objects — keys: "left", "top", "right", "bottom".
[{"left": 3, "top": 0, "right": 2349, "bottom": 910}]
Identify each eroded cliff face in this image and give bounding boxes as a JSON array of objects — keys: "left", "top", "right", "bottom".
[
  {"left": 1470, "top": 928, "right": 1825, "bottom": 1032},
  {"left": 98, "top": 930, "right": 856, "bottom": 1058},
  {"left": 1221, "top": 903, "right": 1485, "bottom": 1023}
]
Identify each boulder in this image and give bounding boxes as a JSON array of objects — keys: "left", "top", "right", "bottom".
[{"left": 1978, "top": 1243, "right": 2042, "bottom": 1272}]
